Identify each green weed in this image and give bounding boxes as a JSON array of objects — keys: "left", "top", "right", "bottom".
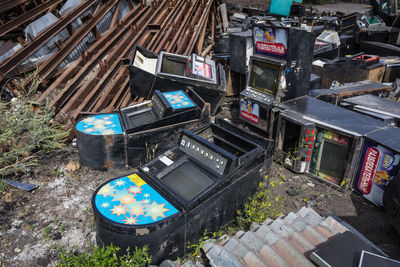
[
  {"left": 57, "top": 244, "right": 151, "bottom": 267},
  {"left": 236, "top": 176, "right": 285, "bottom": 229}
]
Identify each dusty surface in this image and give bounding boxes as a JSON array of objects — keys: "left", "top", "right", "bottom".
[
  {"left": 0, "top": 98, "right": 399, "bottom": 266},
  {"left": 0, "top": 148, "right": 132, "bottom": 266}
]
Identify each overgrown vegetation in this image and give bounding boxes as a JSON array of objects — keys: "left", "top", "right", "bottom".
[
  {"left": 184, "top": 175, "right": 285, "bottom": 262},
  {"left": 57, "top": 244, "right": 152, "bottom": 267},
  {"left": 236, "top": 176, "right": 285, "bottom": 229},
  {"left": 0, "top": 71, "right": 69, "bottom": 177}
]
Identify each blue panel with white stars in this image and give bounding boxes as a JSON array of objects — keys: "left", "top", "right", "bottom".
[
  {"left": 76, "top": 114, "right": 123, "bottom": 135},
  {"left": 95, "top": 174, "right": 179, "bottom": 225},
  {"left": 162, "top": 91, "right": 195, "bottom": 110}
]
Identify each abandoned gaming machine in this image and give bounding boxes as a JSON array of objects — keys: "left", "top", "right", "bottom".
[
  {"left": 239, "top": 23, "right": 314, "bottom": 134},
  {"left": 275, "top": 96, "right": 395, "bottom": 189},
  {"left": 75, "top": 88, "right": 209, "bottom": 170},
  {"left": 92, "top": 120, "right": 273, "bottom": 264},
  {"left": 129, "top": 45, "right": 226, "bottom": 115}
]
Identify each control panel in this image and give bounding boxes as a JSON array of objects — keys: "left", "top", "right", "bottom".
[
  {"left": 299, "top": 127, "right": 317, "bottom": 163},
  {"left": 179, "top": 135, "right": 227, "bottom": 176},
  {"left": 242, "top": 87, "right": 274, "bottom": 105},
  {"left": 152, "top": 91, "right": 166, "bottom": 118},
  {"left": 186, "top": 54, "right": 215, "bottom": 82}
]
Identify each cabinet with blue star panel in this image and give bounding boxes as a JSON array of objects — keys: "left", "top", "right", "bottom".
[
  {"left": 92, "top": 119, "right": 275, "bottom": 264},
  {"left": 75, "top": 87, "right": 210, "bottom": 171}
]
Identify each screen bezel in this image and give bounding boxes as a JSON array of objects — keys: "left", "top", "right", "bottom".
[
  {"left": 160, "top": 159, "right": 216, "bottom": 203},
  {"left": 315, "top": 138, "right": 349, "bottom": 183},
  {"left": 248, "top": 57, "right": 281, "bottom": 96},
  {"left": 157, "top": 158, "right": 217, "bottom": 209}
]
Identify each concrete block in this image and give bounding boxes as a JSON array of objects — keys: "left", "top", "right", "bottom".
[
  {"left": 183, "top": 260, "right": 197, "bottom": 267},
  {"left": 160, "top": 260, "right": 178, "bottom": 267},
  {"left": 206, "top": 244, "right": 244, "bottom": 267},
  {"left": 273, "top": 239, "right": 314, "bottom": 267},
  {"left": 254, "top": 224, "right": 272, "bottom": 241},
  {"left": 285, "top": 215, "right": 309, "bottom": 232},
  {"left": 301, "top": 226, "right": 328, "bottom": 246},
  {"left": 234, "top": 230, "right": 246, "bottom": 239},
  {"left": 259, "top": 245, "right": 291, "bottom": 267},
  {"left": 250, "top": 222, "right": 261, "bottom": 232},
  {"left": 243, "top": 252, "right": 267, "bottom": 267},
  {"left": 325, "top": 216, "right": 348, "bottom": 233},
  {"left": 224, "top": 238, "right": 249, "bottom": 259},
  {"left": 288, "top": 231, "right": 315, "bottom": 253}
]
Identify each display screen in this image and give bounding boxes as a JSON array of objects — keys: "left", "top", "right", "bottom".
[
  {"left": 317, "top": 139, "right": 349, "bottom": 181},
  {"left": 249, "top": 60, "right": 280, "bottom": 96},
  {"left": 162, "top": 161, "right": 214, "bottom": 202},
  {"left": 128, "top": 110, "right": 157, "bottom": 128},
  {"left": 161, "top": 55, "right": 186, "bottom": 76},
  {"left": 282, "top": 119, "right": 302, "bottom": 153}
]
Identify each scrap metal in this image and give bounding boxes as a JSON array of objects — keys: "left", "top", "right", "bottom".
[{"left": 0, "top": 0, "right": 97, "bottom": 81}]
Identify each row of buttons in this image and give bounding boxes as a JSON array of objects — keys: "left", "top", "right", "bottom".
[
  {"left": 303, "top": 129, "right": 316, "bottom": 162},
  {"left": 180, "top": 138, "right": 225, "bottom": 169},
  {"left": 244, "top": 88, "right": 273, "bottom": 103}
]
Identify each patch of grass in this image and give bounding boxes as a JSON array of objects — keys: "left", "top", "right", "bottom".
[
  {"left": 236, "top": 176, "right": 285, "bottom": 229},
  {"left": 0, "top": 72, "right": 69, "bottom": 177},
  {"left": 58, "top": 222, "right": 67, "bottom": 233},
  {"left": 57, "top": 244, "right": 152, "bottom": 267},
  {"left": 43, "top": 226, "right": 51, "bottom": 238},
  {"left": 186, "top": 231, "right": 209, "bottom": 261}
]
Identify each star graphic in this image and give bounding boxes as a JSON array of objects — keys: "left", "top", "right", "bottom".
[
  {"left": 101, "top": 202, "right": 109, "bottom": 208},
  {"left": 119, "top": 194, "right": 136, "bottom": 205},
  {"left": 121, "top": 214, "right": 139, "bottom": 225},
  {"left": 115, "top": 179, "right": 125, "bottom": 187},
  {"left": 84, "top": 128, "right": 94, "bottom": 133},
  {"left": 111, "top": 190, "right": 128, "bottom": 202},
  {"left": 94, "top": 119, "right": 106, "bottom": 125},
  {"left": 110, "top": 204, "right": 127, "bottom": 216},
  {"left": 142, "top": 199, "right": 150, "bottom": 205},
  {"left": 102, "top": 130, "right": 115, "bottom": 135},
  {"left": 97, "top": 184, "right": 116, "bottom": 198},
  {"left": 83, "top": 117, "right": 96, "bottom": 123},
  {"left": 145, "top": 201, "right": 170, "bottom": 221},
  {"left": 128, "top": 203, "right": 145, "bottom": 217},
  {"left": 144, "top": 193, "right": 149, "bottom": 198},
  {"left": 128, "top": 186, "right": 142, "bottom": 195}
]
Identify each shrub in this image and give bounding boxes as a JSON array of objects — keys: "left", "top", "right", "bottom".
[
  {"left": 57, "top": 244, "right": 152, "bottom": 267},
  {"left": 0, "top": 99, "right": 68, "bottom": 176}
]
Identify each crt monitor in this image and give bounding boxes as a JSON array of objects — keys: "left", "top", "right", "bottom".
[
  {"left": 161, "top": 161, "right": 215, "bottom": 202},
  {"left": 310, "top": 129, "right": 351, "bottom": 185},
  {"left": 248, "top": 57, "right": 281, "bottom": 96}
]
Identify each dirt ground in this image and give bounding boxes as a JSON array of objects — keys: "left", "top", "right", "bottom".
[{"left": 1, "top": 96, "right": 399, "bottom": 266}]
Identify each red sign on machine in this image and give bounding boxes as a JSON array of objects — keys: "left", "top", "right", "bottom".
[
  {"left": 256, "top": 41, "right": 286, "bottom": 56},
  {"left": 358, "top": 147, "right": 380, "bottom": 194},
  {"left": 241, "top": 110, "right": 259, "bottom": 124}
]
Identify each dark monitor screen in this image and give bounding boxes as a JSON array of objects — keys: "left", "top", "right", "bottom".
[
  {"left": 317, "top": 139, "right": 349, "bottom": 180},
  {"left": 161, "top": 55, "right": 186, "bottom": 76},
  {"left": 128, "top": 110, "right": 157, "bottom": 128},
  {"left": 282, "top": 119, "right": 302, "bottom": 153},
  {"left": 162, "top": 161, "right": 214, "bottom": 202},
  {"left": 249, "top": 59, "right": 280, "bottom": 96}
]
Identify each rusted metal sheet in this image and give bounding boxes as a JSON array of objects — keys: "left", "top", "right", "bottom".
[
  {"left": 40, "top": 3, "right": 148, "bottom": 108},
  {"left": 1, "top": 0, "right": 215, "bottom": 140},
  {"left": 0, "top": 0, "right": 63, "bottom": 37},
  {"left": 0, "top": 0, "right": 97, "bottom": 81},
  {"left": 24, "top": 0, "right": 119, "bottom": 86},
  {"left": 0, "top": 0, "right": 30, "bottom": 14}
]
